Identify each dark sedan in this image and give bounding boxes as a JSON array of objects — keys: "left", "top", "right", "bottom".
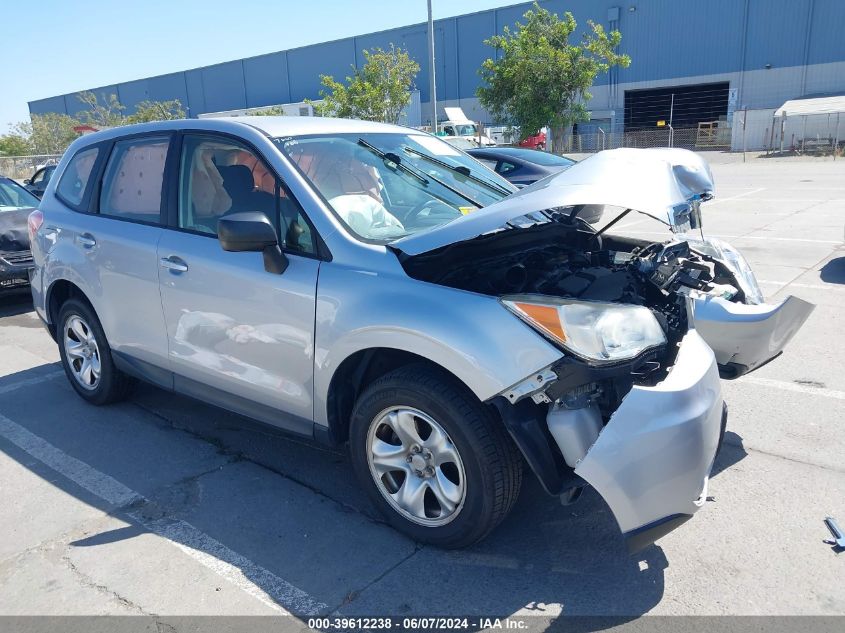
[
  {"left": 23, "top": 164, "right": 57, "bottom": 198},
  {"left": 467, "top": 146, "right": 575, "bottom": 187},
  {"left": 467, "top": 147, "right": 602, "bottom": 223},
  {"left": 0, "top": 177, "right": 38, "bottom": 291}
]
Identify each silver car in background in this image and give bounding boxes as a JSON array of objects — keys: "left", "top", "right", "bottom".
[{"left": 28, "top": 117, "right": 813, "bottom": 551}]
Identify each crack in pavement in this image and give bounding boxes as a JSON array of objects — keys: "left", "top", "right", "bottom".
[{"left": 722, "top": 438, "right": 845, "bottom": 474}]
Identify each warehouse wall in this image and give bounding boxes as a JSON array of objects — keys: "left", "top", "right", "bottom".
[{"left": 29, "top": 0, "right": 845, "bottom": 126}]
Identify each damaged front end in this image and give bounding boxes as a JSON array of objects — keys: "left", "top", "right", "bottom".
[{"left": 391, "top": 147, "right": 814, "bottom": 551}]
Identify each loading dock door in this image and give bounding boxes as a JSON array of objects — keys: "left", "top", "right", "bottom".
[{"left": 624, "top": 82, "right": 730, "bottom": 130}]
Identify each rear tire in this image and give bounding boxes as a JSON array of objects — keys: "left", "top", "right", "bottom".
[
  {"left": 349, "top": 364, "right": 522, "bottom": 548},
  {"left": 57, "top": 298, "right": 133, "bottom": 405}
]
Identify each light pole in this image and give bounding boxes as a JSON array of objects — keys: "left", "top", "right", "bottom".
[{"left": 427, "top": 0, "right": 437, "bottom": 133}]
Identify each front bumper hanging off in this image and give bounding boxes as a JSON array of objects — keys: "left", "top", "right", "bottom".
[{"left": 572, "top": 330, "right": 725, "bottom": 553}]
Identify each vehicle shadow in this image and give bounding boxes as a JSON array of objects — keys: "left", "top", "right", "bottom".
[
  {"left": 0, "top": 364, "right": 719, "bottom": 627},
  {"left": 0, "top": 289, "right": 34, "bottom": 318},
  {"left": 819, "top": 256, "right": 845, "bottom": 285}
]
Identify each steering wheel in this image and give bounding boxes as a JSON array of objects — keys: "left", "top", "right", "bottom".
[{"left": 403, "top": 199, "right": 458, "bottom": 225}]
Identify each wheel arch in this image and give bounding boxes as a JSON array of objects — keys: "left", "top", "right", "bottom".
[
  {"left": 322, "top": 347, "right": 482, "bottom": 446},
  {"left": 45, "top": 279, "right": 96, "bottom": 340}
]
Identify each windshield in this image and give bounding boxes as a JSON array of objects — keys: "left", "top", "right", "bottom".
[
  {"left": 275, "top": 132, "right": 514, "bottom": 242},
  {"left": 452, "top": 124, "right": 477, "bottom": 137},
  {"left": 0, "top": 179, "right": 40, "bottom": 212}
]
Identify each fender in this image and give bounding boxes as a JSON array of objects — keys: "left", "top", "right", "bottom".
[{"left": 312, "top": 263, "right": 563, "bottom": 427}]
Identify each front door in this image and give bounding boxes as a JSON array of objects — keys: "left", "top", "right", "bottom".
[{"left": 157, "top": 133, "right": 321, "bottom": 432}]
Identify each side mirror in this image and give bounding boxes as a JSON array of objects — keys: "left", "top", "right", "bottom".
[
  {"left": 217, "top": 211, "right": 288, "bottom": 275},
  {"left": 23, "top": 179, "right": 31, "bottom": 185}
]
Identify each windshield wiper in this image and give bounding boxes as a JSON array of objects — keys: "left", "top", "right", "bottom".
[
  {"left": 358, "top": 138, "right": 483, "bottom": 209},
  {"left": 357, "top": 138, "right": 428, "bottom": 185},
  {"left": 402, "top": 145, "right": 512, "bottom": 197}
]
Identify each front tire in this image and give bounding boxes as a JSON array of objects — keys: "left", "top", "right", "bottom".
[
  {"left": 57, "top": 298, "right": 133, "bottom": 405},
  {"left": 349, "top": 364, "right": 522, "bottom": 548}
]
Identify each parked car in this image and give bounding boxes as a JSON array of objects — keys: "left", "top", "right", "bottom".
[
  {"left": 0, "top": 176, "right": 39, "bottom": 291},
  {"left": 24, "top": 164, "right": 57, "bottom": 198},
  {"left": 29, "top": 119, "right": 813, "bottom": 551},
  {"left": 519, "top": 130, "right": 546, "bottom": 150},
  {"left": 467, "top": 146, "right": 576, "bottom": 187}
]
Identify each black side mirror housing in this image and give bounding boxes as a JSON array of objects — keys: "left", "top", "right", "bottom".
[
  {"left": 23, "top": 179, "right": 31, "bottom": 185},
  {"left": 217, "top": 212, "right": 288, "bottom": 275}
]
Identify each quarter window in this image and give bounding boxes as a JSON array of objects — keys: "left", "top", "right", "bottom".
[
  {"left": 178, "top": 135, "right": 317, "bottom": 254},
  {"left": 99, "top": 137, "right": 169, "bottom": 222},
  {"left": 56, "top": 147, "right": 100, "bottom": 208}
]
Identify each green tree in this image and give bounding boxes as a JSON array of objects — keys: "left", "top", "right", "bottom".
[
  {"left": 312, "top": 45, "right": 420, "bottom": 124},
  {"left": 26, "top": 114, "right": 82, "bottom": 155},
  {"left": 0, "top": 131, "right": 32, "bottom": 156},
  {"left": 77, "top": 90, "right": 125, "bottom": 127},
  {"left": 124, "top": 99, "right": 186, "bottom": 124},
  {"left": 477, "top": 3, "right": 630, "bottom": 153}
]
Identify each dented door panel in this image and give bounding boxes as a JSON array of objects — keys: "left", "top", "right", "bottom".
[{"left": 692, "top": 295, "right": 815, "bottom": 377}]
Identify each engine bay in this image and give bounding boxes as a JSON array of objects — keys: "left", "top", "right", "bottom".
[{"left": 402, "top": 222, "right": 741, "bottom": 334}]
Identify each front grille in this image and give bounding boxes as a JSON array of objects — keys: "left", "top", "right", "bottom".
[{"left": 1, "top": 251, "right": 33, "bottom": 266}]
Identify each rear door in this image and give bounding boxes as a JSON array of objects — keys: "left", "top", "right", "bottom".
[
  {"left": 156, "top": 132, "right": 321, "bottom": 432},
  {"left": 63, "top": 135, "right": 173, "bottom": 374}
]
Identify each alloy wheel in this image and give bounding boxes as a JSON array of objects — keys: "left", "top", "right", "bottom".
[
  {"left": 63, "top": 315, "right": 101, "bottom": 390},
  {"left": 366, "top": 406, "right": 466, "bottom": 526}
]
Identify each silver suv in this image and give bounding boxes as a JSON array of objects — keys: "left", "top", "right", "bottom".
[{"left": 29, "top": 118, "right": 813, "bottom": 550}]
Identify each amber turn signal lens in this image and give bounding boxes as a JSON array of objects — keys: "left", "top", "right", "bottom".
[{"left": 511, "top": 302, "right": 567, "bottom": 344}]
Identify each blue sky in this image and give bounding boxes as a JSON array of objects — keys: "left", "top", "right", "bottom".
[{"left": 4, "top": 0, "right": 523, "bottom": 131}]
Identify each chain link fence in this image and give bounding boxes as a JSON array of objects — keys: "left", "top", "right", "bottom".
[
  {"left": 0, "top": 154, "right": 63, "bottom": 180},
  {"left": 564, "top": 125, "right": 733, "bottom": 153}
]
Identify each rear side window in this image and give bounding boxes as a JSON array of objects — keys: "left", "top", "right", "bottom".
[
  {"left": 99, "top": 137, "right": 169, "bottom": 223},
  {"left": 56, "top": 147, "right": 99, "bottom": 207}
]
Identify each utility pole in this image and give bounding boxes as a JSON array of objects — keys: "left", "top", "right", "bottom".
[{"left": 427, "top": 0, "right": 437, "bottom": 133}]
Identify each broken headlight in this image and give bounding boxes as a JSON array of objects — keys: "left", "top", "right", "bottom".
[
  {"left": 501, "top": 297, "right": 667, "bottom": 363},
  {"left": 689, "top": 237, "right": 764, "bottom": 304}
]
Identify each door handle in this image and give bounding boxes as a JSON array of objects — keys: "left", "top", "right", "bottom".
[
  {"left": 76, "top": 233, "right": 96, "bottom": 248},
  {"left": 160, "top": 256, "right": 188, "bottom": 273}
]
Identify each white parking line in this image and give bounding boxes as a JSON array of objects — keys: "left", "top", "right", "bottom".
[
  {"left": 704, "top": 187, "right": 766, "bottom": 205},
  {"left": 0, "top": 411, "right": 328, "bottom": 615},
  {"left": 739, "top": 377, "right": 845, "bottom": 401},
  {"left": 759, "top": 280, "right": 845, "bottom": 291},
  {"left": 0, "top": 369, "right": 64, "bottom": 395}
]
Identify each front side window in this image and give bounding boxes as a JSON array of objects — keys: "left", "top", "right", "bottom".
[
  {"left": 0, "top": 179, "right": 40, "bottom": 211},
  {"left": 276, "top": 132, "right": 514, "bottom": 243},
  {"left": 99, "top": 137, "right": 169, "bottom": 222},
  {"left": 178, "top": 135, "right": 316, "bottom": 254},
  {"left": 56, "top": 147, "right": 99, "bottom": 207},
  {"left": 31, "top": 169, "right": 46, "bottom": 185}
]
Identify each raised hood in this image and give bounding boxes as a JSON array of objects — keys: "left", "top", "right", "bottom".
[{"left": 392, "top": 148, "right": 715, "bottom": 257}]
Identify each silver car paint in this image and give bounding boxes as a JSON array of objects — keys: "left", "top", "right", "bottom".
[
  {"left": 37, "top": 206, "right": 170, "bottom": 367},
  {"left": 392, "top": 147, "right": 715, "bottom": 257},
  {"left": 29, "top": 118, "right": 803, "bottom": 546},
  {"left": 311, "top": 254, "right": 564, "bottom": 427},
  {"left": 157, "top": 229, "right": 320, "bottom": 422},
  {"left": 692, "top": 294, "right": 815, "bottom": 371},
  {"left": 574, "top": 329, "right": 723, "bottom": 534},
  {"left": 34, "top": 118, "right": 565, "bottom": 424}
]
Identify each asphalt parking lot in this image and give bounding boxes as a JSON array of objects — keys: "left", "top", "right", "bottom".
[{"left": 0, "top": 154, "right": 843, "bottom": 625}]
